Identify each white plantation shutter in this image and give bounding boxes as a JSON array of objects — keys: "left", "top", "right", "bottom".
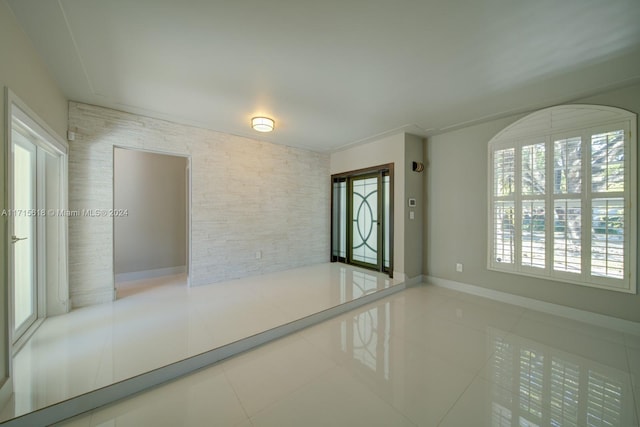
[
  {"left": 488, "top": 105, "right": 636, "bottom": 293},
  {"left": 493, "top": 148, "right": 516, "bottom": 266}
]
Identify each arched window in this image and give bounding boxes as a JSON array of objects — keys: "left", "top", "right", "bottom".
[{"left": 488, "top": 105, "right": 637, "bottom": 293}]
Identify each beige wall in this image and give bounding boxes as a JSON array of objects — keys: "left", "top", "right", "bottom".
[
  {"left": 425, "top": 82, "right": 640, "bottom": 322},
  {"left": 0, "top": 0, "right": 67, "bottom": 405},
  {"left": 114, "top": 148, "right": 187, "bottom": 276},
  {"left": 330, "top": 134, "right": 406, "bottom": 277},
  {"left": 404, "top": 134, "right": 425, "bottom": 279},
  {"left": 330, "top": 133, "right": 426, "bottom": 280}
]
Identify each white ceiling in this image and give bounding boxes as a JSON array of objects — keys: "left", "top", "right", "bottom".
[{"left": 8, "top": 0, "right": 640, "bottom": 152}]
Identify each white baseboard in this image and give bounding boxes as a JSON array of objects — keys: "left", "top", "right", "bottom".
[
  {"left": 426, "top": 275, "right": 640, "bottom": 335},
  {"left": 405, "top": 274, "right": 424, "bottom": 287},
  {"left": 71, "top": 288, "right": 116, "bottom": 308},
  {"left": 115, "top": 266, "right": 186, "bottom": 284}
]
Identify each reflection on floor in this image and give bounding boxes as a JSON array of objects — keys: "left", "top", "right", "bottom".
[
  {"left": 0, "top": 263, "right": 400, "bottom": 422},
  {"left": 61, "top": 285, "right": 640, "bottom": 427}
]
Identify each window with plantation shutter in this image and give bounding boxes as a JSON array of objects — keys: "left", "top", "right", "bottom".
[{"left": 488, "top": 105, "right": 637, "bottom": 293}]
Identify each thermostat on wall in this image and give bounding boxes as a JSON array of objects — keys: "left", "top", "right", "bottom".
[{"left": 408, "top": 198, "right": 417, "bottom": 207}]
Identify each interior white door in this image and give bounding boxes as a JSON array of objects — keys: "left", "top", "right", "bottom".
[{"left": 11, "top": 131, "right": 38, "bottom": 341}]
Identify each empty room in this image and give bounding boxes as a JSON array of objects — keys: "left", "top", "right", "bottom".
[{"left": 1, "top": 1, "right": 640, "bottom": 426}]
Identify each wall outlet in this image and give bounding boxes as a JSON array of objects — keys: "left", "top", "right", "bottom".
[
  {"left": 255, "top": 251, "right": 262, "bottom": 259},
  {"left": 456, "top": 263, "right": 463, "bottom": 272},
  {"left": 409, "top": 211, "right": 415, "bottom": 220}
]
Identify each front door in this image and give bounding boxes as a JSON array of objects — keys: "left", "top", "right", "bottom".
[
  {"left": 350, "top": 174, "right": 381, "bottom": 269},
  {"left": 331, "top": 165, "right": 393, "bottom": 275}
]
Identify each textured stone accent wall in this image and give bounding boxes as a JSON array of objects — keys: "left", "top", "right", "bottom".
[{"left": 68, "top": 102, "right": 330, "bottom": 307}]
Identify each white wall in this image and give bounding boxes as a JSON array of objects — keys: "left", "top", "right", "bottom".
[
  {"left": 330, "top": 134, "right": 405, "bottom": 277},
  {"left": 114, "top": 148, "right": 187, "bottom": 277},
  {"left": 0, "top": 0, "right": 68, "bottom": 409},
  {"left": 45, "top": 151, "right": 68, "bottom": 316},
  {"left": 68, "top": 102, "right": 330, "bottom": 307},
  {"left": 425, "top": 82, "right": 640, "bottom": 322}
]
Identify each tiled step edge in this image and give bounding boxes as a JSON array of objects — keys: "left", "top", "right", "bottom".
[{"left": 2, "top": 282, "right": 406, "bottom": 427}]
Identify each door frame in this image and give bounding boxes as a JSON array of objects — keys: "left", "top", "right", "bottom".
[
  {"left": 348, "top": 172, "right": 384, "bottom": 271},
  {"left": 6, "top": 89, "right": 69, "bottom": 354},
  {"left": 112, "top": 146, "right": 192, "bottom": 289},
  {"left": 331, "top": 163, "right": 394, "bottom": 276}
]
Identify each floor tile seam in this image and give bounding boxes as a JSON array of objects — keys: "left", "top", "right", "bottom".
[
  {"left": 86, "top": 411, "right": 98, "bottom": 427},
  {"left": 422, "top": 298, "right": 455, "bottom": 319},
  {"left": 436, "top": 314, "right": 518, "bottom": 339},
  {"left": 626, "top": 347, "right": 640, "bottom": 425},
  {"left": 395, "top": 407, "right": 420, "bottom": 427},
  {"left": 625, "top": 334, "right": 640, "bottom": 351},
  {"left": 435, "top": 367, "right": 487, "bottom": 426},
  {"left": 475, "top": 333, "right": 523, "bottom": 390},
  {"left": 220, "top": 336, "right": 340, "bottom": 402},
  {"left": 351, "top": 388, "right": 419, "bottom": 427},
  {"left": 454, "top": 297, "right": 529, "bottom": 320},
  {"left": 391, "top": 325, "right": 434, "bottom": 351},
  {"left": 240, "top": 294, "right": 293, "bottom": 324},
  {"left": 418, "top": 309, "right": 499, "bottom": 341},
  {"left": 319, "top": 364, "right": 420, "bottom": 427},
  {"left": 224, "top": 285, "right": 405, "bottom": 372},
  {"left": 412, "top": 290, "right": 455, "bottom": 305},
  {"left": 193, "top": 304, "right": 246, "bottom": 344},
  {"left": 440, "top": 368, "right": 566, "bottom": 427},
  {"left": 509, "top": 309, "right": 526, "bottom": 334},
  {"left": 91, "top": 331, "right": 113, "bottom": 390},
  {"left": 221, "top": 369, "right": 253, "bottom": 424},
  {"left": 219, "top": 334, "right": 324, "bottom": 373},
  {"left": 298, "top": 333, "right": 348, "bottom": 367},
  {"left": 328, "top": 337, "right": 454, "bottom": 427},
  {"left": 398, "top": 334, "right": 490, "bottom": 381},
  {"left": 625, "top": 345, "right": 638, "bottom": 375},
  {"left": 244, "top": 363, "right": 346, "bottom": 422}
]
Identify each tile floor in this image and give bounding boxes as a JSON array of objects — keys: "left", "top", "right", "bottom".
[
  {"left": 59, "top": 284, "right": 640, "bottom": 427},
  {"left": 0, "top": 263, "right": 401, "bottom": 422}
]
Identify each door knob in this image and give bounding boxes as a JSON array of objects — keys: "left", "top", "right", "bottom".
[{"left": 11, "top": 235, "right": 27, "bottom": 244}]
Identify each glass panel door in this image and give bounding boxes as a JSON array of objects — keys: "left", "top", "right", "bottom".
[
  {"left": 383, "top": 174, "right": 390, "bottom": 270},
  {"left": 350, "top": 174, "right": 380, "bottom": 269},
  {"left": 331, "top": 165, "right": 393, "bottom": 276},
  {"left": 331, "top": 179, "right": 347, "bottom": 261},
  {"left": 12, "top": 132, "right": 38, "bottom": 341}
]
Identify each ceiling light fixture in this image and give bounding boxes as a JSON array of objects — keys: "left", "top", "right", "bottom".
[{"left": 251, "top": 116, "right": 275, "bottom": 133}]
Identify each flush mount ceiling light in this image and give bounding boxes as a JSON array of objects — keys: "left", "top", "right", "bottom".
[{"left": 251, "top": 116, "right": 275, "bottom": 133}]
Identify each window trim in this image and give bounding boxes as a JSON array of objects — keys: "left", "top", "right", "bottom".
[{"left": 487, "top": 105, "right": 637, "bottom": 294}]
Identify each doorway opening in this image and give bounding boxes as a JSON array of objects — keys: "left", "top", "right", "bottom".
[
  {"left": 331, "top": 164, "right": 394, "bottom": 276},
  {"left": 113, "top": 147, "right": 190, "bottom": 298}
]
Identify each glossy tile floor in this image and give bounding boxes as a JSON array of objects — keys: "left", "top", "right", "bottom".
[
  {"left": 0, "top": 263, "right": 401, "bottom": 422},
  {"left": 59, "top": 284, "right": 640, "bottom": 427}
]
